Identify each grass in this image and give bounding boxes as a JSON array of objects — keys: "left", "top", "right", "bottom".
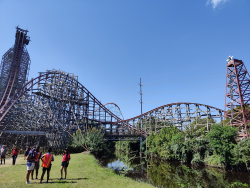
[{"left": 0, "top": 152, "right": 153, "bottom": 188}]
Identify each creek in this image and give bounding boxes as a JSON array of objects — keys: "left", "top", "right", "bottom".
[{"left": 98, "top": 151, "right": 250, "bottom": 188}]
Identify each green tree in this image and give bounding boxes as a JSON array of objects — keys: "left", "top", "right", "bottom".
[
  {"left": 68, "top": 127, "right": 110, "bottom": 157},
  {"left": 206, "top": 124, "right": 238, "bottom": 165},
  {"left": 232, "top": 137, "right": 250, "bottom": 170},
  {"left": 147, "top": 125, "right": 181, "bottom": 159},
  {"left": 183, "top": 118, "right": 215, "bottom": 139}
]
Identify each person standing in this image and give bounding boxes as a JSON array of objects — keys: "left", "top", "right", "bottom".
[
  {"left": 40, "top": 147, "right": 54, "bottom": 184},
  {"left": 24, "top": 146, "right": 30, "bottom": 160},
  {"left": 26, "top": 149, "right": 36, "bottom": 184},
  {"left": 32, "top": 146, "right": 42, "bottom": 179},
  {"left": 1, "top": 145, "right": 7, "bottom": 165},
  {"left": 60, "top": 148, "right": 70, "bottom": 180},
  {"left": 12, "top": 147, "right": 19, "bottom": 165}
]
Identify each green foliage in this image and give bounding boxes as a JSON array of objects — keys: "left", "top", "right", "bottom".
[
  {"left": 232, "top": 138, "right": 250, "bottom": 170},
  {"left": 140, "top": 139, "right": 147, "bottom": 152},
  {"left": 115, "top": 139, "right": 139, "bottom": 153},
  {"left": 147, "top": 132, "right": 157, "bottom": 155},
  {"left": 204, "top": 154, "right": 225, "bottom": 168},
  {"left": 68, "top": 127, "right": 110, "bottom": 157},
  {"left": 115, "top": 150, "right": 140, "bottom": 176},
  {"left": 115, "top": 140, "right": 131, "bottom": 152},
  {"left": 228, "top": 181, "right": 248, "bottom": 188},
  {"left": 183, "top": 118, "right": 215, "bottom": 139},
  {"left": 147, "top": 125, "right": 180, "bottom": 158},
  {"left": 144, "top": 120, "right": 250, "bottom": 171},
  {"left": 114, "top": 141, "right": 141, "bottom": 176},
  {"left": 206, "top": 124, "right": 238, "bottom": 165},
  {"left": 170, "top": 133, "right": 184, "bottom": 161},
  {"left": 170, "top": 138, "right": 210, "bottom": 164}
]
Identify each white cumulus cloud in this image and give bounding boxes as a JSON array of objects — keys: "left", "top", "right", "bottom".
[{"left": 206, "top": 0, "right": 230, "bottom": 9}]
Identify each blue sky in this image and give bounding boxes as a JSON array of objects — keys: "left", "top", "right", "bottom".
[{"left": 0, "top": 0, "right": 249, "bottom": 120}]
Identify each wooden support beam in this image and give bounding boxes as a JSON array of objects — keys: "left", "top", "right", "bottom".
[{"left": 3, "top": 130, "right": 45, "bottom": 135}]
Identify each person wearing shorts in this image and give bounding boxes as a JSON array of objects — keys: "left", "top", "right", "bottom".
[
  {"left": 60, "top": 148, "right": 70, "bottom": 180},
  {"left": 31, "top": 146, "right": 42, "bottom": 180},
  {"left": 1, "top": 145, "right": 7, "bottom": 165},
  {"left": 40, "top": 147, "right": 54, "bottom": 184},
  {"left": 26, "top": 149, "right": 36, "bottom": 184}
]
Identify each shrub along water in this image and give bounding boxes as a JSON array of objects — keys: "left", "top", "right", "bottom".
[
  {"left": 144, "top": 123, "right": 250, "bottom": 171},
  {"left": 67, "top": 127, "right": 111, "bottom": 157},
  {"left": 115, "top": 139, "right": 140, "bottom": 152}
]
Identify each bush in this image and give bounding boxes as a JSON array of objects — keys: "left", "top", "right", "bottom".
[
  {"left": 232, "top": 138, "right": 250, "bottom": 171},
  {"left": 115, "top": 140, "right": 139, "bottom": 152},
  {"left": 67, "top": 127, "right": 110, "bottom": 157},
  {"left": 144, "top": 122, "right": 249, "bottom": 171},
  {"left": 204, "top": 154, "right": 225, "bottom": 168},
  {"left": 206, "top": 124, "right": 238, "bottom": 165},
  {"left": 147, "top": 125, "right": 180, "bottom": 158}
]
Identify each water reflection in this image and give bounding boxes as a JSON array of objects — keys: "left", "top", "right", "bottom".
[{"left": 98, "top": 151, "right": 250, "bottom": 188}]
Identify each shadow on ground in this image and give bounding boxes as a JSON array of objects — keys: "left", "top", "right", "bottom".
[
  {"left": 64, "top": 178, "right": 88, "bottom": 180},
  {"left": 47, "top": 181, "right": 77, "bottom": 184}
]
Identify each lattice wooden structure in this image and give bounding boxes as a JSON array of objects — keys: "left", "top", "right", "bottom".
[
  {"left": 115, "top": 103, "right": 223, "bottom": 137},
  {"left": 0, "top": 27, "right": 225, "bottom": 149}
]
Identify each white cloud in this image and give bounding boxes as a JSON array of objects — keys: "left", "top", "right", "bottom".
[{"left": 206, "top": 0, "right": 230, "bottom": 9}]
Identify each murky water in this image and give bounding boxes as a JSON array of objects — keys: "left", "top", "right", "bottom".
[{"left": 98, "top": 151, "right": 250, "bottom": 188}]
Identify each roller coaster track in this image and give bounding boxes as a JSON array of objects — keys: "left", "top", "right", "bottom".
[
  {"left": 0, "top": 27, "right": 30, "bottom": 106},
  {"left": 88, "top": 103, "right": 124, "bottom": 120},
  {"left": 117, "top": 102, "right": 223, "bottom": 123},
  {"left": 0, "top": 68, "right": 225, "bottom": 146},
  {"left": 0, "top": 27, "right": 224, "bottom": 146},
  {"left": 1, "top": 27, "right": 249, "bottom": 149},
  {"left": 0, "top": 70, "right": 147, "bottom": 147},
  {"left": 113, "top": 102, "right": 224, "bottom": 137},
  {"left": 0, "top": 72, "right": 122, "bottom": 123}
]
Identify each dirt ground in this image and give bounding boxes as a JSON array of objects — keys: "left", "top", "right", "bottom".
[{"left": 0, "top": 155, "right": 25, "bottom": 168}]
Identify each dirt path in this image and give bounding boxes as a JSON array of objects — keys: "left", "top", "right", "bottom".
[{"left": 0, "top": 155, "right": 25, "bottom": 168}]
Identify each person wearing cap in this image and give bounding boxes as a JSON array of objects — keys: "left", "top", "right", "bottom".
[
  {"left": 1, "top": 145, "right": 7, "bottom": 165},
  {"left": 26, "top": 148, "right": 36, "bottom": 184},
  {"left": 31, "top": 146, "right": 42, "bottom": 179},
  {"left": 60, "top": 148, "right": 70, "bottom": 180},
  {"left": 40, "top": 147, "right": 54, "bottom": 184}
]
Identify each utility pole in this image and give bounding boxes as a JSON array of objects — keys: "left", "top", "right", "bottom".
[{"left": 139, "top": 78, "right": 143, "bottom": 148}]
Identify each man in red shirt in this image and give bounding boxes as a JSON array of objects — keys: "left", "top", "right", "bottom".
[{"left": 60, "top": 148, "right": 70, "bottom": 180}]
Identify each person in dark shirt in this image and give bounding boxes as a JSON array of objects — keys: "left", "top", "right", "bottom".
[{"left": 60, "top": 148, "right": 70, "bottom": 180}]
